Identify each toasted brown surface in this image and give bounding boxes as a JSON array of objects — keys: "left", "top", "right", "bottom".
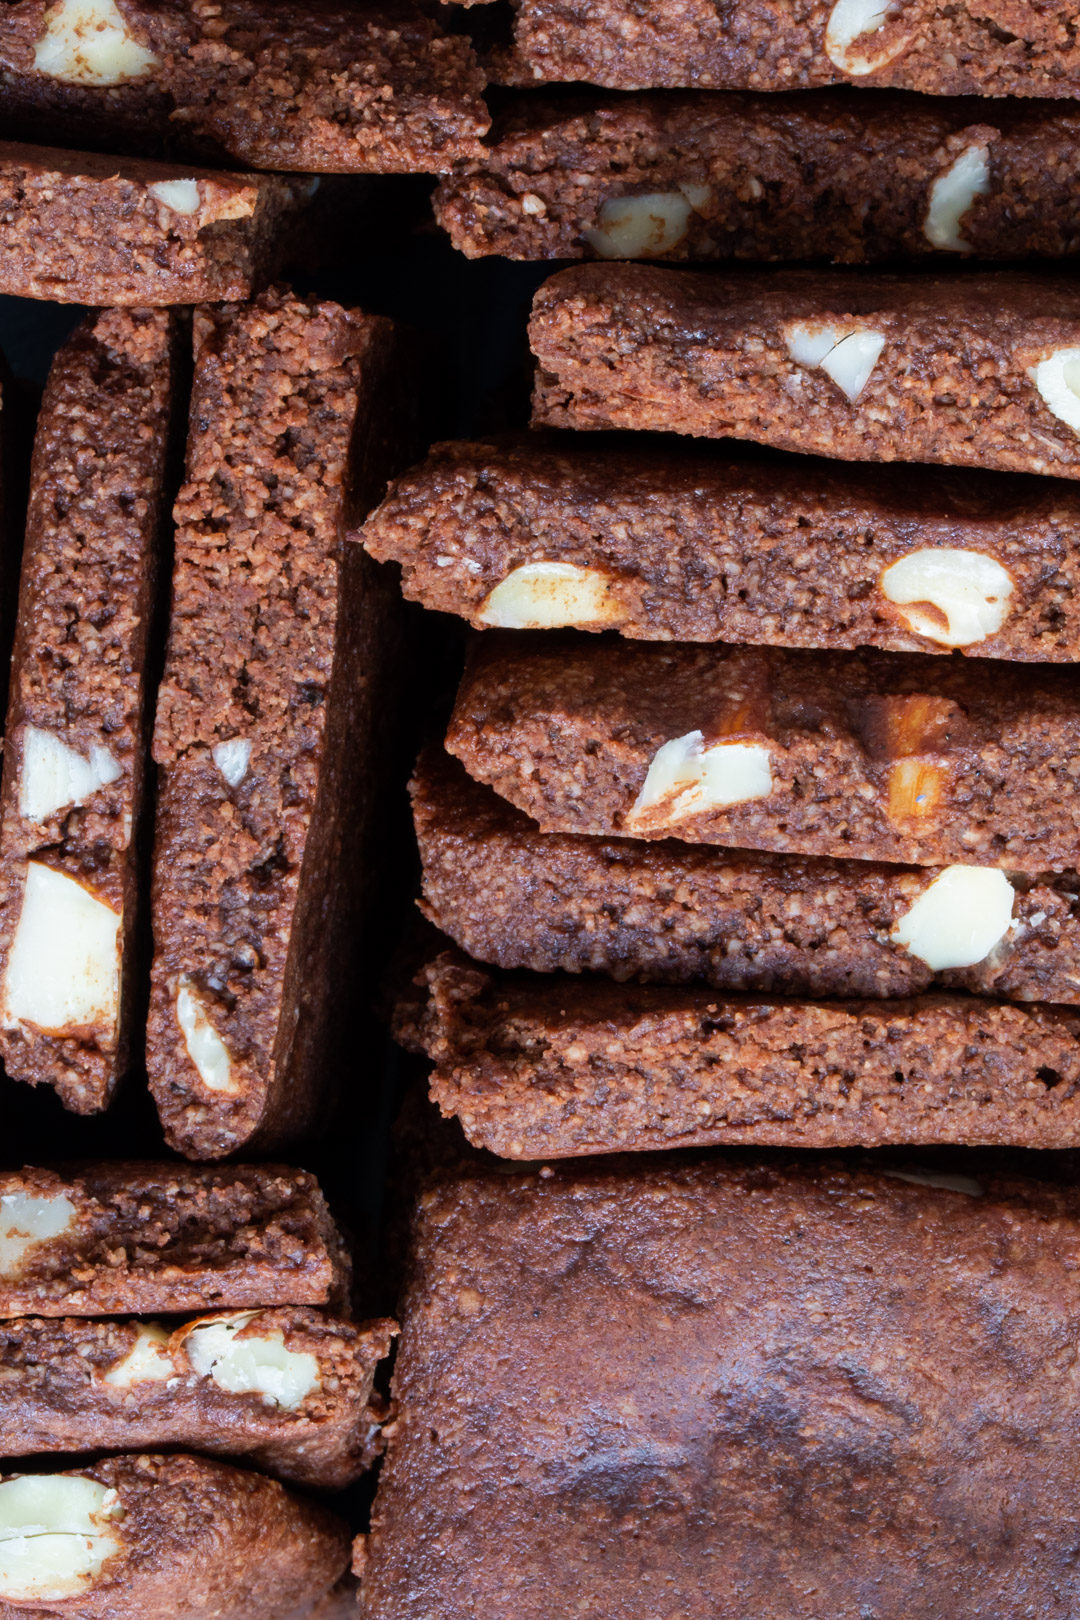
[
  {"left": 0, "top": 1163, "right": 350, "bottom": 1317},
  {"left": 0, "top": 0, "right": 488, "bottom": 173},
  {"left": 446, "top": 633, "right": 1080, "bottom": 869},
  {"left": 362, "top": 437, "right": 1080, "bottom": 658},
  {"left": 0, "top": 310, "right": 176, "bottom": 1115},
  {"left": 530, "top": 264, "right": 1080, "bottom": 478},
  {"left": 414, "top": 750, "right": 1080, "bottom": 1004}
]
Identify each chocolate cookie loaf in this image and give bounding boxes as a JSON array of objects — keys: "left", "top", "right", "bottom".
[
  {"left": 148, "top": 289, "right": 415, "bottom": 1160},
  {"left": 530, "top": 264, "right": 1080, "bottom": 479},
  {"left": 360, "top": 1156, "right": 1080, "bottom": 1618},
  {"left": 0, "top": 309, "right": 177, "bottom": 1115},
  {"left": 0, "top": 1163, "right": 350, "bottom": 1317},
  {"left": 0, "top": 0, "right": 488, "bottom": 172},
  {"left": 0, "top": 1452, "right": 349, "bottom": 1618},
  {"left": 0, "top": 1311, "right": 393, "bottom": 1488},
  {"left": 414, "top": 751, "right": 1080, "bottom": 1005},
  {"left": 436, "top": 91, "right": 1080, "bottom": 264},
  {"left": 406, "top": 951, "right": 1080, "bottom": 1155},
  {"left": 363, "top": 438, "right": 1080, "bottom": 659},
  {"left": 446, "top": 633, "right": 1080, "bottom": 868}
]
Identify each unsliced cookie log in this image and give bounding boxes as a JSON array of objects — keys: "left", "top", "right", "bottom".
[
  {"left": 362, "top": 437, "right": 1080, "bottom": 659},
  {"left": 0, "top": 0, "right": 488, "bottom": 172},
  {"left": 531, "top": 265, "right": 1080, "bottom": 479},
  {"left": 0, "top": 310, "right": 177, "bottom": 1115},
  {"left": 361, "top": 1155, "right": 1080, "bottom": 1619},
  {"left": 436, "top": 91, "right": 1080, "bottom": 264},
  {"left": 414, "top": 751, "right": 1080, "bottom": 1005},
  {"left": 149, "top": 289, "right": 416, "bottom": 1160},
  {"left": 0, "top": 1452, "right": 349, "bottom": 1619},
  {"left": 446, "top": 633, "right": 1080, "bottom": 869},
  {"left": 0, "top": 1162, "right": 350, "bottom": 1317},
  {"left": 0, "top": 1311, "right": 393, "bottom": 1489}
]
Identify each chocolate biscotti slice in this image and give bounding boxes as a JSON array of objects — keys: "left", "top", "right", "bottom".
[
  {"left": 531, "top": 264, "right": 1080, "bottom": 479},
  {"left": 414, "top": 751, "right": 1080, "bottom": 1005},
  {"left": 437, "top": 91, "right": 1080, "bottom": 264},
  {"left": 148, "top": 289, "right": 415, "bottom": 1160},
  {"left": 363, "top": 438, "right": 1080, "bottom": 659},
  {"left": 0, "top": 1453, "right": 349, "bottom": 1619},
  {"left": 0, "top": 1163, "right": 350, "bottom": 1317},
  {"left": 0, "top": 1311, "right": 393, "bottom": 1489},
  {"left": 362, "top": 1156, "right": 1080, "bottom": 1618},
  {"left": 0, "top": 0, "right": 488, "bottom": 172},
  {"left": 0, "top": 309, "right": 177, "bottom": 1116}
]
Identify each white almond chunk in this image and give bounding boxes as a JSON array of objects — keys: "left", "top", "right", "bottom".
[
  {"left": 1031, "top": 347, "right": 1080, "bottom": 437},
  {"left": 824, "top": 0, "right": 910, "bottom": 74},
  {"left": 784, "top": 322, "right": 885, "bottom": 401},
  {"left": 181, "top": 1312, "right": 320, "bottom": 1410},
  {"left": 2, "top": 864, "right": 121, "bottom": 1037},
  {"left": 211, "top": 737, "right": 252, "bottom": 788},
  {"left": 584, "top": 192, "right": 693, "bottom": 260},
  {"left": 19, "top": 727, "right": 122, "bottom": 823},
  {"left": 148, "top": 179, "right": 200, "bottom": 215},
  {"left": 34, "top": 0, "right": 158, "bottom": 84},
  {"left": 175, "top": 980, "right": 237, "bottom": 1094},
  {"left": 103, "top": 1324, "right": 173, "bottom": 1389},
  {"left": 628, "top": 730, "right": 773, "bottom": 829},
  {"left": 0, "top": 1476, "right": 123, "bottom": 1602},
  {"left": 892, "top": 865, "right": 1015, "bottom": 970},
  {"left": 785, "top": 322, "right": 845, "bottom": 369},
  {"left": 0, "top": 1191, "right": 77, "bottom": 1276},
  {"left": 478, "top": 562, "right": 624, "bottom": 629},
  {"left": 924, "top": 144, "right": 991, "bottom": 253},
  {"left": 879, "top": 548, "right": 1013, "bottom": 647},
  {"left": 885, "top": 1168, "right": 984, "bottom": 1196}
]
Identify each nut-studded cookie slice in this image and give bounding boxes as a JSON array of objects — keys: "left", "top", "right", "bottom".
[
  {"left": 0, "top": 309, "right": 178, "bottom": 1114},
  {"left": 446, "top": 633, "right": 1080, "bottom": 869},
  {"left": 531, "top": 265, "right": 1080, "bottom": 480}
]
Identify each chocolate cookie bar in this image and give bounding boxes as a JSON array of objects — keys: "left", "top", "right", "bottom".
[
  {"left": 446, "top": 633, "right": 1080, "bottom": 869},
  {"left": 0, "top": 1452, "right": 349, "bottom": 1618},
  {"left": 0, "top": 142, "right": 300, "bottom": 304},
  {"left": 0, "top": 1163, "right": 350, "bottom": 1317},
  {"left": 414, "top": 750, "right": 1080, "bottom": 1005},
  {"left": 436, "top": 92, "right": 1080, "bottom": 264},
  {"left": 0, "top": 309, "right": 177, "bottom": 1115},
  {"left": 531, "top": 265, "right": 1080, "bottom": 479},
  {"left": 406, "top": 951, "right": 1080, "bottom": 1155},
  {"left": 148, "top": 289, "right": 414, "bottom": 1160},
  {"left": 0, "top": 1311, "right": 393, "bottom": 1489},
  {"left": 363, "top": 438, "right": 1080, "bottom": 659},
  {"left": 484, "top": 0, "right": 1080, "bottom": 99},
  {"left": 360, "top": 1156, "right": 1080, "bottom": 1618},
  {"left": 0, "top": 0, "right": 488, "bottom": 172}
]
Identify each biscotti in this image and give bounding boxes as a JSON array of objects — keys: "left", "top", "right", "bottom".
[
  {"left": 0, "top": 309, "right": 177, "bottom": 1115},
  {"left": 0, "top": 1452, "right": 349, "bottom": 1618},
  {"left": 0, "top": 0, "right": 488, "bottom": 172},
  {"left": 0, "top": 1163, "right": 350, "bottom": 1316},
  {"left": 530, "top": 264, "right": 1080, "bottom": 479},
  {"left": 446, "top": 633, "right": 1080, "bottom": 868},
  {"left": 148, "top": 289, "right": 413, "bottom": 1160},
  {"left": 363, "top": 438, "right": 1080, "bottom": 659},
  {"left": 414, "top": 750, "right": 1080, "bottom": 1005},
  {"left": 0, "top": 1311, "right": 393, "bottom": 1488},
  {"left": 0, "top": 142, "right": 300, "bottom": 304},
  {"left": 436, "top": 91, "right": 1080, "bottom": 264},
  {"left": 484, "top": 0, "right": 1080, "bottom": 99}
]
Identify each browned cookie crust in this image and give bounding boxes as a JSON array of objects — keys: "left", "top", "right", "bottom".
[
  {"left": 0, "top": 0, "right": 489, "bottom": 173},
  {"left": 0, "top": 1311, "right": 393, "bottom": 1489},
  {"left": 0, "top": 1452, "right": 350, "bottom": 1619},
  {"left": 148, "top": 289, "right": 413, "bottom": 1160},
  {"left": 530, "top": 264, "right": 1080, "bottom": 479},
  {"left": 414, "top": 750, "right": 1080, "bottom": 1005},
  {"left": 0, "top": 1163, "right": 350, "bottom": 1317},
  {"left": 362, "top": 437, "right": 1080, "bottom": 659},
  {"left": 0, "top": 310, "right": 176, "bottom": 1115},
  {"left": 446, "top": 633, "right": 1080, "bottom": 869},
  {"left": 486, "top": 0, "right": 1080, "bottom": 98},
  {"left": 437, "top": 91, "right": 1080, "bottom": 264},
  {"left": 361, "top": 1156, "right": 1080, "bottom": 1618}
]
